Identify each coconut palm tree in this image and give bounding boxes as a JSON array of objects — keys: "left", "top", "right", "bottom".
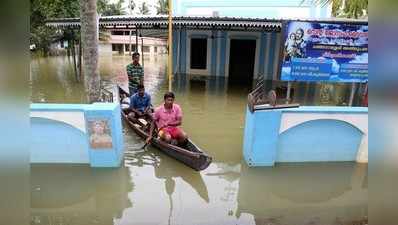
[
  {"left": 139, "top": 2, "right": 150, "bottom": 15},
  {"left": 156, "top": 0, "right": 169, "bottom": 15},
  {"left": 80, "top": 0, "right": 101, "bottom": 102},
  {"left": 129, "top": 0, "right": 136, "bottom": 15}
]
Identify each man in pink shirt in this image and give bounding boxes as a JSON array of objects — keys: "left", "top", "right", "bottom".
[{"left": 147, "top": 92, "right": 188, "bottom": 146}]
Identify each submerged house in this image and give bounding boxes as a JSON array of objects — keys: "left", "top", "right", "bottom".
[
  {"left": 171, "top": 17, "right": 282, "bottom": 85},
  {"left": 171, "top": 0, "right": 333, "bottom": 85},
  {"left": 47, "top": 12, "right": 368, "bottom": 105}
]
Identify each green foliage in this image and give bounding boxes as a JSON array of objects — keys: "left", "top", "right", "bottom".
[
  {"left": 31, "top": 0, "right": 126, "bottom": 55},
  {"left": 98, "top": 0, "right": 126, "bottom": 16},
  {"left": 139, "top": 2, "right": 150, "bottom": 15},
  {"left": 156, "top": 0, "right": 169, "bottom": 15},
  {"left": 331, "top": 0, "right": 343, "bottom": 17},
  {"left": 30, "top": 0, "right": 80, "bottom": 54},
  {"left": 343, "top": 0, "right": 368, "bottom": 19},
  {"left": 128, "top": 0, "right": 136, "bottom": 13},
  {"left": 301, "top": 0, "right": 368, "bottom": 19}
]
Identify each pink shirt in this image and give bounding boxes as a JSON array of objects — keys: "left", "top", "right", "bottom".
[{"left": 153, "top": 103, "right": 183, "bottom": 129}]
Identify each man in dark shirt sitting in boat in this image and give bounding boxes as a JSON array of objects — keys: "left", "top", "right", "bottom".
[
  {"left": 146, "top": 92, "right": 188, "bottom": 146},
  {"left": 128, "top": 84, "right": 152, "bottom": 123}
]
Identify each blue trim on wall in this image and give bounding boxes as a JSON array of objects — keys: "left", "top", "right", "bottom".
[
  {"left": 31, "top": 103, "right": 87, "bottom": 112},
  {"left": 218, "top": 31, "right": 227, "bottom": 76},
  {"left": 228, "top": 35, "right": 258, "bottom": 40},
  {"left": 267, "top": 32, "right": 277, "bottom": 78},
  {"left": 190, "top": 34, "right": 208, "bottom": 39},
  {"left": 181, "top": 29, "right": 187, "bottom": 74},
  {"left": 211, "top": 30, "right": 218, "bottom": 76},
  {"left": 243, "top": 107, "right": 281, "bottom": 166},
  {"left": 172, "top": 29, "right": 178, "bottom": 74},
  {"left": 258, "top": 32, "right": 267, "bottom": 77},
  {"left": 281, "top": 106, "right": 368, "bottom": 114},
  {"left": 243, "top": 107, "right": 254, "bottom": 163},
  {"left": 277, "top": 119, "right": 363, "bottom": 162}
]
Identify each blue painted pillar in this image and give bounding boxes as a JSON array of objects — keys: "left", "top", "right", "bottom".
[
  {"left": 84, "top": 103, "right": 124, "bottom": 167},
  {"left": 218, "top": 31, "right": 227, "bottom": 76},
  {"left": 266, "top": 32, "right": 277, "bottom": 80},
  {"left": 243, "top": 107, "right": 281, "bottom": 166},
  {"left": 180, "top": 28, "right": 187, "bottom": 74},
  {"left": 258, "top": 32, "right": 267, "bottom": 78},
  {"left": 172, "top": 29, "right": 179, "bottom": 74},
  {"left": 211, "top": 30, "right": 218, "bottom": 76}
]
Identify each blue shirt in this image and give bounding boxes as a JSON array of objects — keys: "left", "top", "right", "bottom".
[{"left": 130, "top": 92, "right": 151, "bottom": 112}]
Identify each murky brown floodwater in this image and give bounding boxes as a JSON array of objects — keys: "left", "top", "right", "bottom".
[{"left": 29, "top": 54, "right": 367, "bottom": 225}]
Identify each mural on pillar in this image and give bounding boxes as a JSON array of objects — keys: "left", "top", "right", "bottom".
[{"left": 87, "top": 119, "right": 113, "bottom": 149}]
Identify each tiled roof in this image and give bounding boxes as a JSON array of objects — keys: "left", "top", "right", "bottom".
[
  {"left": 46, "top": 15, "right": 283, "bottom": 31},
  {"left": 46, "top": 15, "right": 367, "bottom": 31}
]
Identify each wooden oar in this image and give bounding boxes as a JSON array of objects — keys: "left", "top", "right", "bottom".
[{"left": 140, "top": 141, "right": 149, "bottom": 150}]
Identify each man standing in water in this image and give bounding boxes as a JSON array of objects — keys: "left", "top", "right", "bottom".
[
  {"left": 126, "top": 52, "right": 144, "bottom": 94},
  {"left": 147, "top": 92, "right": 188, "bottom": 146}
]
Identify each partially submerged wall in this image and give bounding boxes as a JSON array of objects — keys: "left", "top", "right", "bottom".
[
  {"left": 30, "top": 103, "right": 124, "bottom": 167},
  {"left": 243, "top": 106, "right": 368, "bottom": 166}
]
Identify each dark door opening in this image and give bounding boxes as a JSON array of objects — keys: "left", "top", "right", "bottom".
[
  {"left": 228, "top": 39, "right": 256, "bottom": 85},
  {"left": 190, "top": 38, "right": 207, "bottom": 69}
]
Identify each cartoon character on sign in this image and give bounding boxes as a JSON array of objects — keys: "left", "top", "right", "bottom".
[{"left": 89, "top": 120, "right": 113, "bottom": 149}]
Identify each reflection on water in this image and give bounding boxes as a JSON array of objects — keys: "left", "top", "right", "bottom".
[
  {"left": 29, "top": 55, "right": 367, "bottom": 225},
  {"left": 237, "top": 163, "right": 367, "bottom": 225},
  {"left": 31, "top": 165, "right": 132, "bottom": 225},
  {"left": 30, "top": 162, "right": 367, "bottom": 225},
  {"left": 30, "top": 55, "right": 167, "bottom": 103}
]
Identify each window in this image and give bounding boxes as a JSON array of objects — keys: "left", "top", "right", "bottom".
[
  {"left": 111, "top": 31, "right": 124, "bottom": 35},
  {"left": 125, "top": 44, "right": 137, "bottom": 52},
  {"left": 143, "top": 46, "right": 150, "bottom": 52},
  {"left": 154, "top": 46, "right": 158, "bottom": 53},
  {"left": 190, "top": 38, "right": 207, "bottom": 69}
]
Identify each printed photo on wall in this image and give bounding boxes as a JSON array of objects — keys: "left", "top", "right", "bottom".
[{"left": 88, "top": 119, "right": 113, "bottom": 149}]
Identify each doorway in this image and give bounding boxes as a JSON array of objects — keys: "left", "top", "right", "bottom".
[{"left": 228, "top": 39, "right": 256, "bottom": 85}]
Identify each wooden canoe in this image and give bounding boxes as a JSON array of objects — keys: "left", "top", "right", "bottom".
[{"left": 119, "top": 87, "right": 212, "bottom": 171}]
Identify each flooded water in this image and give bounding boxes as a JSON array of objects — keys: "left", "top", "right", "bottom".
[{"left": 29, "top": 55, "right": 367, "bottom": 225}]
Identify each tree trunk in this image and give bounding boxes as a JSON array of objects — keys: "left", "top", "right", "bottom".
[
  {"left": 71, "top": 36, "right": 79, "bottom": 82},
  {"left": 80, "top": 0, "right": 100, "bottom": 103},
  {"left": 78, "top": 38, "right": 82, "bottom": 81},
  {"left": 141, "top": 35, "right": 144, "bottom": 68},
  {"left": 67, "top": 40, "right": 71, "bottom": 57}
]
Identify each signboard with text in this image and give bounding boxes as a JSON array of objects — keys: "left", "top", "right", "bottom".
[{"left": 280, "top": 20, "right": 368, "bottom": 82}]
